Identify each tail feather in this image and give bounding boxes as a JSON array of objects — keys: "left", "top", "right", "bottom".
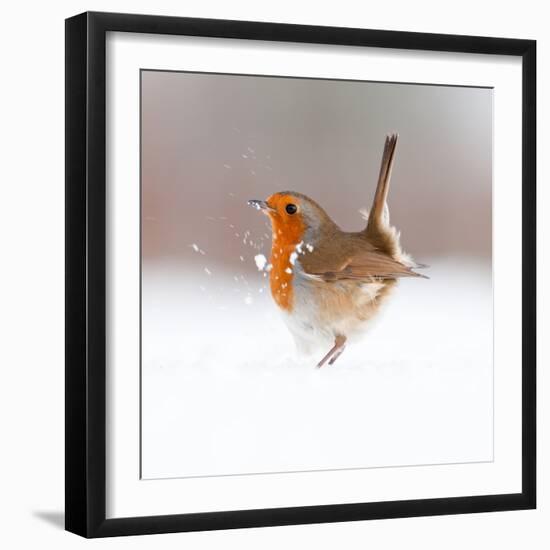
[
  {"left": 361, "top": 133, "right": 428, "bottom": 278},
  {"left": 366, "top": 133, "right": 398, "bottom": 235}
]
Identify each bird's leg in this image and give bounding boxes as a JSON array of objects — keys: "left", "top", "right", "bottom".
[
  {"left": 328, "top": 343, "right": 347, "bottom": 366},
  {"left": 317, "top": 335, "right": 347, "bottom": 368}
]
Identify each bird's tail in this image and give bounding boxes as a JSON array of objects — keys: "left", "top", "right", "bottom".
[
  {"left": 362, "top": 133, "right": 427, "bottom": 278},
  {"left": 365, "top": 133, "right": 398, "bottom": 236}
]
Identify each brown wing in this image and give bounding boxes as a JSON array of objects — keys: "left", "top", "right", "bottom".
[
  {"left": 299, "top": 133, "right": 426, "bottom": 282},
  {"left": 324, "top": 250, "right": 425, "bottom": 281},
  {"left": 300, "top": 239, "right": 426, "bottom": 282}
]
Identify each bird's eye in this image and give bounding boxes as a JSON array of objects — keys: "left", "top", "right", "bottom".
[{"left": 285, "top": 203, "right": 298, "bottom": 215}]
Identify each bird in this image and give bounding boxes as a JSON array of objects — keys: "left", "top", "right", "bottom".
[{"left": 248, "top": 134, "right": 427, "bottom": 367}]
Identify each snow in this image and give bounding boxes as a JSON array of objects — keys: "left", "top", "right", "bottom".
[
  {"left": 141, "top": 258, "right": 493, "bottom": 479},
  {"left": 190, "top": 243, "right": 206, "bottom": 255},
  {"left": 254, "top": 254, "right": 267, "bottom": 271}
]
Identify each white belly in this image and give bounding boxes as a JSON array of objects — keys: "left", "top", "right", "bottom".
[{"left": 280, "top": 267, "right": 389, "bottom": 355}]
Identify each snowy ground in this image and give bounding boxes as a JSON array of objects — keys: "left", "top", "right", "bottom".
[{"left": 141, "top": 258, "right": 493, "bottom": 479}]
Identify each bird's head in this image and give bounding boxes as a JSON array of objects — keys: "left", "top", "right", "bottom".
[{"left": 248, "top": 191, "right": 336, "bottom": 246}]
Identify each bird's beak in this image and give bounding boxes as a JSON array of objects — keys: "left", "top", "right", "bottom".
[{"left": 248, "top": 199, "right": 275, "bottom": 213}]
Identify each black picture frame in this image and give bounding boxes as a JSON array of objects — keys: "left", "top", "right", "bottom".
[{"left": 65, "top": 11, "right": 536, "bottom": 538}]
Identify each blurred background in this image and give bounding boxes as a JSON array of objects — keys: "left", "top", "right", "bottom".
[
  {"left": 140, "top": 70, "right": 493, "bottom": 480},
  {"left": 141, "top": 70, "right": 492, "bottom": 267}
]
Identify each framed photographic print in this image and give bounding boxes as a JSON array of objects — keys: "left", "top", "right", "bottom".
[{"left": 65, "top": 11, "right": 536, "bottom": 538}]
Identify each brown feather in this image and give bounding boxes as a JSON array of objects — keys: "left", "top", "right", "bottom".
[
  {"left": 298, "top": 133, "right": 426, "bottom": 281},
  {"left": 300, "top": 235, "right": 425, "bottom": 281},
  {"left": 366, "top": 133, "right": 398, "bottom": 236}
]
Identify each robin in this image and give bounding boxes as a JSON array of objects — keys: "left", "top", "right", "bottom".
[{"left": 248, "top": 134, "right": 427, "bottom": 367}]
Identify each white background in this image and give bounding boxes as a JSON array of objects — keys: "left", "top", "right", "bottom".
[{"left": 0, "top": 0, "right": 546, "bottom": 548}]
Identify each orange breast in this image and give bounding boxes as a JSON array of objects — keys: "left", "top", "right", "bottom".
[
  {"left": 269, "top": 245, "right": 295, "bottom": 311},
  {"left": 265, "top": 194, "right": 307, "bottom": 312}
]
